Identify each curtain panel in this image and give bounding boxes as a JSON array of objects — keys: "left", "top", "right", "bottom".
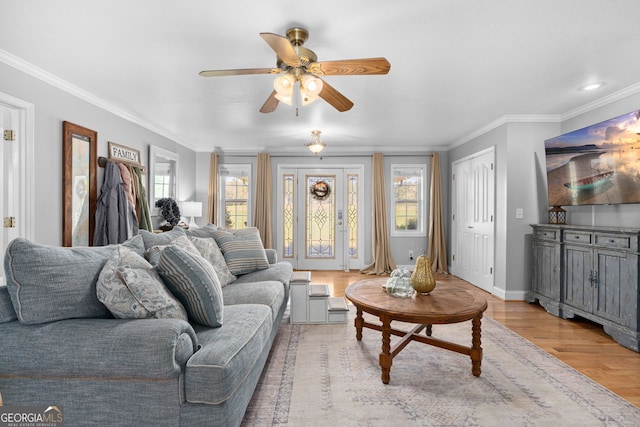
[
  {"left": 360, "top": 152, "right": 396, "bottom": 275},
  {"left": 207, "top": 153, "right": 218, "bottom": 225},
  {"left": 254, "top": 153, "right": 273, "bottom": 248},
  {"left": 427, "top": 152, "right": 448, "bottom": 273}
]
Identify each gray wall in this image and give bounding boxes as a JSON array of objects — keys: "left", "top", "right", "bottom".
[
  {"left": 0, "top": 62, "right": 197, "bottom": 245},
  {"left": 197, "top": 152, "right": 444, "bottom": 270},
  {"left": 449, "top": 91, "right": 640, "bottom": 299}
]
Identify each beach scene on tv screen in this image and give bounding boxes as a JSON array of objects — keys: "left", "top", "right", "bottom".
[{"left": 545, "top": 109, "right": 640, "bottom": 206}]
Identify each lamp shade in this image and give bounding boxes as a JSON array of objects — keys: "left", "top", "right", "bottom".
[{"left": 179, "top": 201, "right": 202, "bottom": 218}]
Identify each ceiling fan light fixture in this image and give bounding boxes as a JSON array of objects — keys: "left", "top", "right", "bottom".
[
  {"left": 305, "top": 130, "right": 325, "bottom": 154},
  {"left": 300, "top": 74, "right": 323, "bottom": 105},
  {"left": 274, "top": 74, "right": 295, "bottom": 105}
]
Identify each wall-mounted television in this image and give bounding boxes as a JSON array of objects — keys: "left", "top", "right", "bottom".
[{"left": 545, "top": 109, "right": 640, "bottom": 206}]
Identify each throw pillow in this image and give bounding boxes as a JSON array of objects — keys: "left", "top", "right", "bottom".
[
  {"left": 212, "top": 227, "right": 269, "bottom": 276},
  {"left": 4, "top": 235, "right": 145, "bottom": 324},
  {"left": 185, "top": 223, "right": 218, "bottom": 238},
  {"left": 145, "top": 234, "right": 200, "bottom": 266},
  {"left": 188, "top": 236, "right": 236, "bottom": 287},
  {"left": 139, "top": 226, "right": 186, "bottom": 250},
  {"left": 96, "top": 246, "right": 188, "bottom": 320},
  {"left": 156, "top": 245, "right": 224, "bottom": 327}
]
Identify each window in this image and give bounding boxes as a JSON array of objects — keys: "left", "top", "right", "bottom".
[
  {"left": 391, "top": 164, "right": 426, "bottom": 236},
  {"left": 220, "top": 164, "right": 251, "bottom": 230}
]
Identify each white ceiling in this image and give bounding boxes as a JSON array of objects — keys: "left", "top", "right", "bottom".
[{"left": 2, "top": 1, "right": 640, "bottom": 155}]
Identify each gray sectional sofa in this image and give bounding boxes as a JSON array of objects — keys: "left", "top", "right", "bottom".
[{"left": 0, "top": 225, "right": 292, "bottom": 426}]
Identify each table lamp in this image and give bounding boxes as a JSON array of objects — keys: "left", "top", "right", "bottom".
[{"left": 179, "top": 201, "right": 202, "bottom": 229}]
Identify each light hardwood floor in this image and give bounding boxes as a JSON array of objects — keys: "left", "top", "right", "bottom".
[{"left": 309, "top": 270, "right": 640, "bottom": 407}]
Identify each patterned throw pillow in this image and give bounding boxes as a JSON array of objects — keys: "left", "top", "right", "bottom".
[
  {"left": 188, "top": 236, "right": 236, "bottom": 287},
  {"left": 145, "top": 235, "right": 200, "bottom": 266},
  {"left": 96, "top": 246, "right": 188, "bottom": 320},
  {"left": 212, "top": 227, "right": 269, "bottom": 276},
  {"left": 156, "top": 245, "right": 224, "bottom": 327}
]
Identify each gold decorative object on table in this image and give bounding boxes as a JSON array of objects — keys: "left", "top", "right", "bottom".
[{"left": 411, "top": 255, "right": 436, "bottom": 294}]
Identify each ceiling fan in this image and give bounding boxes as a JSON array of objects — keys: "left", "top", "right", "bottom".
[{"left": 199, "top": 27, "right": 390, "bottom": 113}]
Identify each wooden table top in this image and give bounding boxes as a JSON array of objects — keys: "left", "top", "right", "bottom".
[{"left": 345, "top": 278, "right": 488, "bottom": 324}]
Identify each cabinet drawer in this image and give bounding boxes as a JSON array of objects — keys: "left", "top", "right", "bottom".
[
  {"left": 564, "top": 231, "right": 592, "bottom": 244},
  {"left": 595, "top": 233, "right": 632, "bottom": 249},
  {"left": 535, "top": 229, "right": 559, "bottom": 241}
]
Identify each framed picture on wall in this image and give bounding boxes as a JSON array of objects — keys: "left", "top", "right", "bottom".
[{"left": 62, "top": 121, "right": 97, "bottom": 247}]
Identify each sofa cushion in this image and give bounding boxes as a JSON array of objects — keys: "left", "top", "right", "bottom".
[
  {"left": 4, "top": 235, "right": 145, "bottom": 324},
  {"left": 157, "top": 245, "right": 224, "bottom": 327},
  {"left": 186, "top": 304, "right": 272, "bottom": 405},
  {"left": 212, "top": 227, "right": 269, "bottom": 276},
  {"left": 96, "top": 246, "right": 188, "bottom": 320},
  {"left": 0, "top": 284, "right": 17, "bottom": 323},
  {"left": 188, "top": 236, "right": 236, "bottom": 287},
  {"left": 139, "top": 226, "right": 186, "bottom": 249},
  {"left": 145, "top": 234, "right": 200, "bottom": 266},
  {"left": 221, "top": 280, "right": 285, "bottom": 322},
  {"left": 232, "top": 261, "right": 293, "bottom": 289}
]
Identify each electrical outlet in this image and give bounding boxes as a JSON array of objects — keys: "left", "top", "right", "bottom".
[{"left": 409, "top": 250, "right": 414, "bottom": 260}]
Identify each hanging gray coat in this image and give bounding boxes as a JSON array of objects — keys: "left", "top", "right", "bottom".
[{"left": 94, "top": 161, "right": 139, "bottom": 245}]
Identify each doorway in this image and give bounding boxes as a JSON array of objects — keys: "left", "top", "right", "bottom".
[
  {"left": 277, "top": 165, "right": 364, "bottom": 271},
  {"left": 0, "top": 93, "right": 34, "bottom": 286},
  {"left": 451, "top": 147, "right": 495, "bottom": 293}
]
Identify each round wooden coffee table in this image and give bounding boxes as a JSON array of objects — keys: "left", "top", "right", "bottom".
[{"left": 345, "top": 278, "right": 488, "bottom": 384}]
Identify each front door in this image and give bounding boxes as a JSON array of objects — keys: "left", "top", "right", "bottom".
[{"left": 278, "top": 166, "right": 363, "bottom": 271}]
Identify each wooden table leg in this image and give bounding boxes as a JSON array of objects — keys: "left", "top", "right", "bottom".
[
  {"left": 355, "top": 307, "right": 363, "bottom": 341},
  {"left": 379, "top": 314, "right": 392, "bottom": 384},
  {"left": 425, "top": 324, "right": 432, "bottom": 336},
  {"left": 470, "top": 314, "right": 483, "bottom": 377}
]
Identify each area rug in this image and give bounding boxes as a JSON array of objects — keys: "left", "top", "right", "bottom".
[{"left": 242, "top": 308, "right": 640, "bottom": 426}]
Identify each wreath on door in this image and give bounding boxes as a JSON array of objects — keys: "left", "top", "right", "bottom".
[{"left": 310, "top": 181, "right": 331, "bottom": 200}]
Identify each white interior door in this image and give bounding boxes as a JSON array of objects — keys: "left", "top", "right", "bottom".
[
  {"left": 452, "top": 148, "right": 495, "bottom": 293},
  {"left": 0, "top": 103, "right": 21, "bottom": 285}
]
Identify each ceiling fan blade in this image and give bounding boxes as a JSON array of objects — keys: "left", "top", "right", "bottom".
[
  {"left": 259, "top": 32, "right": 301, "bottom": 67},
  {"left": 199, "top": 68, "right": 281, "bottom": 77},
  {"left": 309, "top": 58, "right": 391, "bottom": 76},
  {"left": 259, "top": 90, "right": 279, "bottom": 113},
  {"left": 318, "top": 80, "right": 354, "bottom": 112}
]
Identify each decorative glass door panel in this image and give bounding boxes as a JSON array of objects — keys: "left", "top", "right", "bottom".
[
  {"left": 306, "top": 175, "right": 336, "bottom": 259},
  {"left": 278, "top": 166, "right": 363, "bottom": 271}
]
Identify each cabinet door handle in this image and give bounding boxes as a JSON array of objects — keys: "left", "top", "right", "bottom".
[{"left": 589, "top": 270, "right": 599, "bottom": 286}]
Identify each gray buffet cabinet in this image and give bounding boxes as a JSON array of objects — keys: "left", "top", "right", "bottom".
[{"left": 528, "top": 224, "right": 639, "bottom": 352}]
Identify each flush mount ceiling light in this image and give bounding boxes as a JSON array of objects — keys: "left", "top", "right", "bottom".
[
  {"left": 579, "top": 82, "right": 606, "bottom": 91},
  {"left": 305, "top": 130, "right": 325, "bottom": 155}
]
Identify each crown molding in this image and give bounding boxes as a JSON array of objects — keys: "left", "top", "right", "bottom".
[
  {"left": 450, "top": 82, "right": 640, "bottom": 149},
  {"left": 560, "top": 81, "right": 640, "bottom": 121},
  {"left": 0, "top": 48, "right": 199, "bottom": 151}
]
